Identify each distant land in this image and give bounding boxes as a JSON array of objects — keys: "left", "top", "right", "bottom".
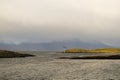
[
  {"left": 0, "top": 40, "right": 116, "bottom": 51},
  {"left": 65, "top": 48, "right": 120, "bottom": 53},
  {"left": 0, "top": 50, "right": 34, "bottom": 58}
]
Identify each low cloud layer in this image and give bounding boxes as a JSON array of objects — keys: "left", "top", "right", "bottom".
[{"left": 0, "top": 0, "right": 120, "bottom": 46}]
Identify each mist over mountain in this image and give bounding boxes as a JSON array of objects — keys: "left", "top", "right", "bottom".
[
  {"left": 0, "top": 40, "right": 111, "bottom": 51},
  {"left": 1, "top": 0, "right": 120, "bottom": 47}
]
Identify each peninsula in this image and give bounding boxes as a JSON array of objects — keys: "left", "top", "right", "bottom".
[{"left": 65, "top": 48, "right": 120, "bottom": 53}]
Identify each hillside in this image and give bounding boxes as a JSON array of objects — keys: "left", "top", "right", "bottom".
[
  {"left": 0, "top": 40, "right": 110, "bottom": 51},
  {"left": 0, "top": 50, "right": 35, "bottom": 58},
  {"left": 65, "top": 48, "right": 120, "bottom": 53}
]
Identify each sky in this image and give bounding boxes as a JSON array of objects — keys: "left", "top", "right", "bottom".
[{"left": 0, "top": 0, "right": 120, "bottom": 46}]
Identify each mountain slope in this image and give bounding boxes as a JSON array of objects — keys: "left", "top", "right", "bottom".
[{"left": 0, "top": 40, "right": 110, "bottom": 51}]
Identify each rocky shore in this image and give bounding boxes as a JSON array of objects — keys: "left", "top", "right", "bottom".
[
  {"left": 0, "top": 51, "right": 120, "bottom": 80},
  {"left": 0, "top": 50, "right": 35, "bottom": 58}
]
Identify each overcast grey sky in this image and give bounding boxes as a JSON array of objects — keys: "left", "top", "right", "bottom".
[{"left": 0, "top": 0, "right": 120, "bottom": 46}]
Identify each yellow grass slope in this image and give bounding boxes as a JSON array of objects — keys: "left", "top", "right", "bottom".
[{"left": 65, "top": 48, "right": 120, "bottom": 53}]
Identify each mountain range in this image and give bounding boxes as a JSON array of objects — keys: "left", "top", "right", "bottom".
[{"left": 0, "top": 40, "right": 112, "bottom": 51}]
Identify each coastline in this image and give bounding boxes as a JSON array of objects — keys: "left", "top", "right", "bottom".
[{"left": 0, "top": 51, "right": 120, "bottom": 80}]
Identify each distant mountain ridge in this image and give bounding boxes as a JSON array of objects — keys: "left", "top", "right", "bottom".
[{"left": 0, "top": 40, "right": 111, "bottom": 51}]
